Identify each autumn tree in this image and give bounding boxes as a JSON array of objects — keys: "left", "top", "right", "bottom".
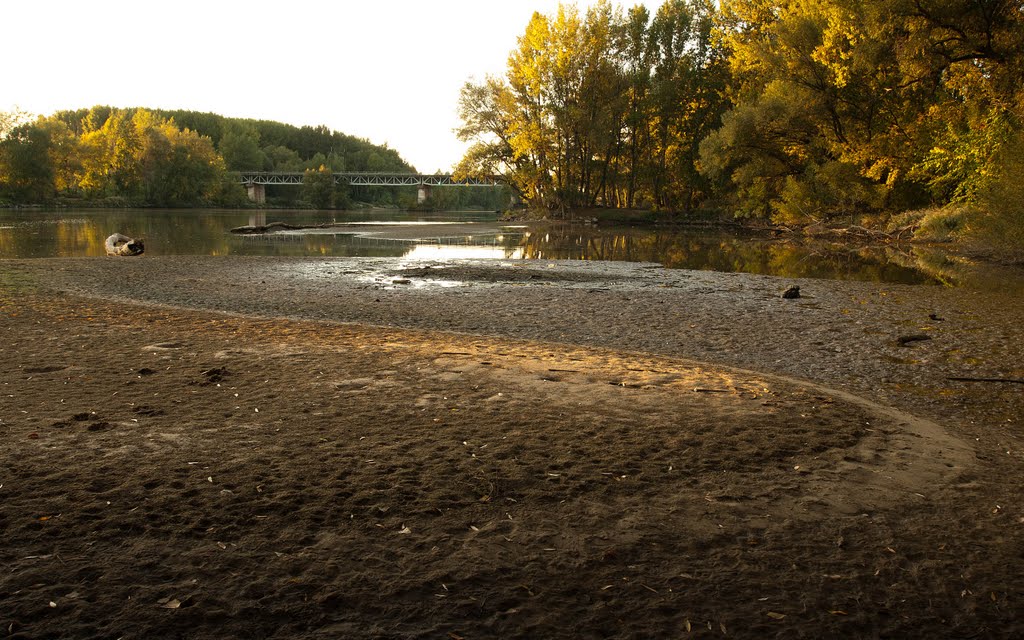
[
  {"left": 646, "top": 0, "right": 728, "bottom": 211},
  {"left": 702, "top": 0, "right": 1023, "bottom": 224},
  {"left": 456, "top": 1, "right": 727, "bottom": 215}
]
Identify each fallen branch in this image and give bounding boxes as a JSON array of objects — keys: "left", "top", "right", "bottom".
[
  {"left": 947, "top": 377, "right": 1024, "bottom": 385},
  {"left": 897, "top": 334, "right": 932, "bottom": 346},
  {"left": 230, "top": 221, "right": 340, "bottom": 234}
]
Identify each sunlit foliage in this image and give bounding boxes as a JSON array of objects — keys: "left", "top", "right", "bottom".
[
  {"left": 456, "top": 0, "right": 729, "bottom": 214},
  {"left": 706, "top": 0, "right": 1023, "bottom": 225},
  {"left": 0, "top": 106, "right": 417, "bottom": 208},
  {"left": 460, "top": 0, "right": 1023, "bottom": 251}
]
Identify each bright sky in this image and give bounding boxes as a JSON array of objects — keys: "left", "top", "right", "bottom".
[{"left": 3, "top": 0, "right": 663, "bottom": 173}]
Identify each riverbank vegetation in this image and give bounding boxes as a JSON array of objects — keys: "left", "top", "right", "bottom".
[
  {"left": 455, "top": 0, "right": 1024, "bottom": 259},
  {"left": 0, "top": 107, "right": 507, "bottom": 211}
]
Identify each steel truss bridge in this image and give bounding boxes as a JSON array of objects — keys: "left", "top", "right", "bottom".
[
  {"left": 236, "top": 171, "right": 504, "bottom": 204},
  {"left": 237, "top": 171, "right": 502, "bottom": 187}
]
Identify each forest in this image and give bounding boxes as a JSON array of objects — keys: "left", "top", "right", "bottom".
[
  {"left": 454, "top": 0, "right": 1023, "bottom": 255},
  {"left": 0, "top": 106, "right": 506, "bottom": 211}
]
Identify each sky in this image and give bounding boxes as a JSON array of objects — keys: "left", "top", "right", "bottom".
[{"left": 3, "top": 0, "right": 664, "bottom": 173}]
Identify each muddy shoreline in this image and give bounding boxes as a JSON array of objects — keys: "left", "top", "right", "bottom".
[
  {"left": 2, "top": 256, "right": 1023, "bottom": 638},
  {"left": 22, "top": 255, "right": 1023, "bottom": 424}
]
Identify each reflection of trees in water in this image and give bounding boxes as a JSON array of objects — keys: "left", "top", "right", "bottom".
[
  {"left": 884, "top": 246, "right": 1024, "bottom": 293},
  {"left": 0, "top": 218, "right": 108, "bottom": 258},
  {"left": 515, "top": 227, "right": 941, "bottom": 284},
  {"left": 6, "top": 211, "right": 1020, "bottom": 290},
  {"left": 0, "top": 210, "right": 352, "bottom": 258}
]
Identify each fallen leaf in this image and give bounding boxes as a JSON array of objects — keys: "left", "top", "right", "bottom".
[{"left": 767, "top": 612, "right": 786, "bottom": 620}]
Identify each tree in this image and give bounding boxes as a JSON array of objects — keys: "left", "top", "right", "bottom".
[
  {"left": 704, "top": 0, "right": 1024, "bottom": 222},
  {"left": 218, "top": 124, "right": 268, "bottom": 171},
  {"left": 646, "top": 0, "right": 728, "bottom": 211},
  {"left": 616, "top": 4, "right": 656, "bottom": 208},
  {"left": 455, "top": 76, "right": 537, "bottom": 205},
  {"left": 455, "top": 1, "right": 728, "bottom": 215},
  {"left": 303, "top": 165, "right": 336, "bottom": 209},
  {"left": 0, "top": 107, "right": 32, "bottom": 140},
  {"left": 0, "top": 119, "right": 56, "bottom": 202},
  {"left": 2, "top": 105, "right": 406, "bottom": 207}
]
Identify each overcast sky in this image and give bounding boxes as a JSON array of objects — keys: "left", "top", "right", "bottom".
[{"left": 3, "top": 0, "right": 663, "bottom": 172}]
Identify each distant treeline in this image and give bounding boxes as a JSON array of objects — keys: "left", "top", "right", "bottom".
[
  {"left": 0, "top": 106, "right": 506, "bottom": 210},
  {"left": 456, "top": 0, "right": 1023, "bottom": 254}
]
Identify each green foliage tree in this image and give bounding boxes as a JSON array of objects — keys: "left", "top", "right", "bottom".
[
  {"left": 263, "top": 145, "right": 303, "bottom": 171},
  {"left": 218, "top": 124, "right": 268, "bottom": 171},
  {"left": 0, "top": 119, "right": 56, "bottom": 203},
  {"left": 302, "top": 165, "right": 336, "bottom": 209}
]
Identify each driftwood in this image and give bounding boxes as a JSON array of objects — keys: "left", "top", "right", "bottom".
[
  {"left": 802, "top": 223, "right": 917, "bottom": 243},
  {"left": 948, "top": 377, "right": 1024, "bottom": 385},
  {"left": 897, "top": 334, "right": 932, "bottom": 346},
  {"left": 105, "top": 233, "right": 144, "bottom": 256},
  {"left": 230, "top": 222, "right": 337, "bottom": 234}
]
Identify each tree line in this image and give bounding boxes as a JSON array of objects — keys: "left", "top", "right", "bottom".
[
  {"left": 455, "top": 0, "right": 1023, "bottom": 250},
  {"left": 0, "top": 106, "right": 424, "bottom": 208}
]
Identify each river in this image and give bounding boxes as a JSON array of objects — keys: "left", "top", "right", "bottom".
[{"left": 1, "top": 208, "right": 1021, "bottom": 291}]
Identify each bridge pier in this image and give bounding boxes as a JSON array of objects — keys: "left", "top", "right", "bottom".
[
  {"left": 246, "top": 183, "right": 266, "bottom": 204},
  {"left": 417, "top": 183, "right": 432, "bottom": 204}
]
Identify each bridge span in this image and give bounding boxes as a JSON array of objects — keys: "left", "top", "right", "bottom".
[{"left": 236, "top": 171, "right": 503, "bottom": 204}]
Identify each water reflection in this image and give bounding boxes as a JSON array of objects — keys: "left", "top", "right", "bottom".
[
  {"left": 519, "top": 227, "right": 940, "bottom": 284},
  {"left": 0, "top": 209, "right": 498, "bottom": 259},
  {"left": 404, "top": 244, "right": 525, "bottom": 260},
  {"left": 2, "top": 208, "right": 1021, "bottom": 289}
]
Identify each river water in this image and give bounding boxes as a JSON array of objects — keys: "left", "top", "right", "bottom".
[{"left": 1, "top": 208, "right": 1020, "bottom": 290}]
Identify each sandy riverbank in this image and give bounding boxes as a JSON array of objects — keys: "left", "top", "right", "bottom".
[{"left": 1, "top": 256, "right": 1023, "bottom": 638}]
